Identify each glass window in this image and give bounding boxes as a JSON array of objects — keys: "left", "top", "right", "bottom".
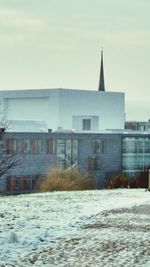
[
  {"left": 56, "top": 139, "right": 79, "bottom": 168},
  {"left": 7, "top": 139, "right": 14, "bottom": 154},
  {"left": 6, "top": 176, "right": 14, "bottom": 191},
  {"left": 72, "top": 140, "right": 78, "bottom": 164},
  {"left": 56, "top": 140, "right": 66, "bottom": 166},
  {"left": 20, "top": 176, "right": 31, "bottom": 191},
  {"left": 57, "top": 140, "right": 65, "bottom": 154},
  {"left": 122, "top": 136, "right": 150, "bottom": 176},
  {"left": 93, "top": 156, "right": 101, "bottom": 170},
  {"left": 144, "top": 147, "right": 150, "bottom": 153},
  {"left": 82, "top": 119, "right": 91, "bottom": 131},
  {"left": 47, "top": 139, "right": 55, "bottom": 154},
  {"left": 66, "top": 140, "right": 71, "bottom": 167},
  {"left": 32, "top": 139, "right": 38, "bottom": 154},
  {"left": 88, "top": 156, "right": 101, "bottom": 170},
  {"left": 93, "top": 140, "right": 105, "bottom": 154},
  {"left": 14, "top": 177, "right": 21, "bottom": 191},
  {"left": 23, "top": 139, "right": 31, "bottom": 153},
  {"left": 13, "top": 140, "right": 17, "bottom": 153}
]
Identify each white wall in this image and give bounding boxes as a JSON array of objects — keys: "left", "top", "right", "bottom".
[
  {"left": 7, "top": 98, "right": 49, "bottom": 121},
  {"left": 59, "top": 89, "right": 125, "bottom": 130},
  {"left": 72, "top": 115, "right": 99, "bottom": 131},
  {"left": 0, "top": 88, "right": 125, "bottom": 131},
  {"left": 2, "top": 89, "right": 60, "bottom": 130}
]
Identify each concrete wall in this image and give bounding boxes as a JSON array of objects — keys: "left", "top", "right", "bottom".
[
  {"left": 0, "top": 88, "right": 125, "bottom": 131},
  {"left": 2, "top": 89, "right": 60, "bottom": 131},
  {"left": 59, "top": 89, "right": 125, "bottom": 131}
]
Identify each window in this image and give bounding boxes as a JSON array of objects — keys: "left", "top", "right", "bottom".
[
  {"left": 6, "top": 175, "right": 39, "bottom": 192},
  {"left": 32, "top": 139, "right": 42, "bottom": 154},
  {"left": 6, "top": 138, "right": 58, "bottom": 155},
  {"left": 13, "top": 177, "right": 21, "bottom": 191},
  {"left": 72, "top": 140, "right": 78, "bottom": 164},
  {"left": 56, "top": 139, "right": 79, "bottom": 168},
  {"left": 88, "top": 156, "right": 101, "bottom": 170},
  {"left": 46, "top": 139, "right": 55, "bottom": 154},
  {"left": 93, "top": 156, "right": 101, "bottom": 170},
  {"left": 56, "top": 140, "right": 66, "bottom": 166},
  {"left": 7, "top": 140, "right": 14, "bottom": 154},
  {"left": 23, "top": 139, "right": 31, "bottom": 153},
  {"left": 93, "top": 140, "right": 105, "bottom": 154},
  {"left": 66, "top": 140, "right": 71, "bottom": 167},
  {"left": 82, "top": 119, "right": 91, "bottom": 131},
  {"left": 122, "top": 137, "right": 150, "bottom": 177}
]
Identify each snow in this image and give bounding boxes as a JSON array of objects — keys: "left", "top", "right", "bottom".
[{"left": 0, "top": 189, "right": 150, "bottom": 266}]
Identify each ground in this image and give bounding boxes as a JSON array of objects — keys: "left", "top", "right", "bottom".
[{"left": 0, "top": 189, "right": 150, "bottom": 267}]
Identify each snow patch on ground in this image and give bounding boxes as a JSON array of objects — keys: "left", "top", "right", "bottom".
[{"left": 0, "top": 189, "right": 150, "bottom": 266}]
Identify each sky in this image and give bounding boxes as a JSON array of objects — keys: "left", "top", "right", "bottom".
[{"left": 0, "top": 0, "right": 149, "bottom": 121}]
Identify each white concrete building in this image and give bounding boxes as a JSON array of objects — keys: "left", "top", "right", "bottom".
[{"left": 0, "top": 88, "right": 125, "bottom": 132}]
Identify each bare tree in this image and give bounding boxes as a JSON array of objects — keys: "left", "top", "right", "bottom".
[{"left": 0, "top": 118, "right": 19, "bottom": 179}]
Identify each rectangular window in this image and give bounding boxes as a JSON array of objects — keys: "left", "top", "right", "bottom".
[
  {"left": 6, "top": 176, "right": 14, "bottom": 191},
  {"left": 122, "top": 136, "right": 150, "bottom": 177},
  {"left": 23, "top": 139, "right": 31, "bottom": 153},
  {"left": 14, "top": 177, "right": 21, "bottom": 191},
  {"left": 57, "top": 140, "right": 65, "bottom": 154},
  {"left": 72, "top": 140, "right": 78, "bottom": 164},
  {"left": 66, "top": 140, "right": 71, "bottom": 167},
  {"left": 82, "top": 119, "right": 91, "bottom": 131},
  {"left": 17, "top": 140, "right": 24, "bottom": 153},
  {"left": 56, "top": 139, "right": 79, "bottom": 168},
  {"left": 31, "top": 139, "right": 42, "bottom": 154},
  {"left": 32, "top": 139, "right": 38, "bottom": 154},
  {"left": 7, "top": 140, "right": 14, "bottom": 154},
  {"left": 56, "top": 140, "right": 66, "bottom": 166},
  {"left": 93, "top": 140, "right": 105, "bottom": 154},
  {"left": 88, "top": 156, "right": 101, "bottom": 170},
  {"left": 93, "top": 156, "right": 101, "bottom": 170},
  {"left": 20, "top": 176, "right": 31, "bottom": 191},
  {"left": 47, "top": 139, "right": 55, "bottom": 154}
]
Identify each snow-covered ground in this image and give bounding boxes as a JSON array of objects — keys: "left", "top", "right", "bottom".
[{"left": 0, "top": 189, "right": 150, "bottom": 267}]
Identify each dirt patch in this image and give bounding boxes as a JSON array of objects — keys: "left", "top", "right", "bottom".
[
  {"left": 103, "top": 204, "right": 150, "bottom": 215},
  {"left": 11, "top": 204, "right": 150, "bottom": 267}
]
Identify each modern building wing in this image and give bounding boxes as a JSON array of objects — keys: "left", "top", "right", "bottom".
[
  {"left": 122, "top": 134, "right": 150, "bottom": 177},
  {"left": 0, "top": 131, "right": 150, "bottom": 194}
]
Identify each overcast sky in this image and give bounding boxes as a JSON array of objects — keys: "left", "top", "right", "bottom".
[{"left": 0, "top": 0, "right": 149, "bottom": 121}]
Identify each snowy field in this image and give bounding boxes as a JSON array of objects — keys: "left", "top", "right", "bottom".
[{"left": 0, "top": 189, "right": 150, "bottom": 267}]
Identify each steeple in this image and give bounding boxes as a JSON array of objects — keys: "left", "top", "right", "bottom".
[{"left": 98, "top": 50, "right": 105, "bottom": 91}]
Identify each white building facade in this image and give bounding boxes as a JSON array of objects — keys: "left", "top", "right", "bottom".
[{"left": 0, "top": 88, "right": 125, "bottom": 132}]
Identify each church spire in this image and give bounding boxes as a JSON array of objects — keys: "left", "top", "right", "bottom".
[{"left": 98, "top": 50, "right": 105, "bottom": 91}]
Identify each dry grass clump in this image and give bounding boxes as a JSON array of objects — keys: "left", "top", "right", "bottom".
[
  {"left": 39, "top": 168, "right": 94, "bottom": 192},
  {"left": 106, "top": 173, "right": 130, "bottom": 189},
  {"left": 106, "top": 172, "right": 143, "bottom": 189}
]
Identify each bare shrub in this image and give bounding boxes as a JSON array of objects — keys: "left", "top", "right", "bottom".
[
  {"left": 106, "top": 172, "right": 143, "bottom": 189},
  {"left": 137, "top": 166, "right": 149, "bottom": 188},
  {"left": 38, "top": 168, "right": 94, "bottom": 192},
  {"left": 106, "top": 173, "right": 130, "bottom": 189}
]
